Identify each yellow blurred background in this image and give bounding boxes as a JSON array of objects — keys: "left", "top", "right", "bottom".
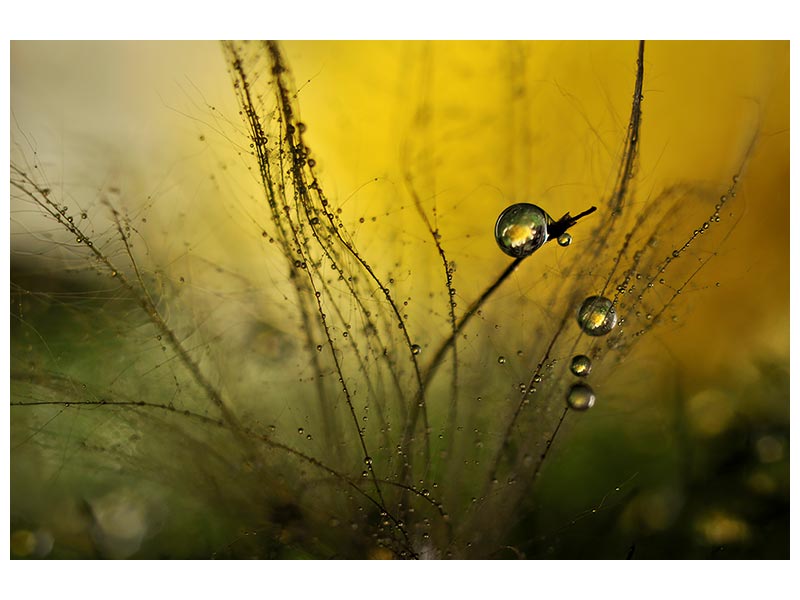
[{"left": 11, "top": 40, "right": 788, "bottom": 382}]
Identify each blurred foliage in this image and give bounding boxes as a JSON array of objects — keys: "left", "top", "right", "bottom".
[{"left": 10, "top": 40, "right": 788, "bottom": 559}]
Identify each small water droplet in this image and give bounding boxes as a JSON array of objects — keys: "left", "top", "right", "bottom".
[
  {"left": 297, "top": 427, "right": 304, "bottom": 435},
  {"left": 570, "top": 354, "right": 592, "bottom": 377},
  {"left": 411, "top": 344, "right": 421, "bottom": 355},
  {"left": 557, "top": 232, "right": 572, "bottom": 247},
  {"left": 497, "top": 356, "right": 506, "bottom": 365},
  {"left": 566, "top": 383, "right": 596, "bottom": 411},
  {"left": 577, "top": 295, "right": 618, "bottom": 336},
  {"left": 364, "top": 456, "right": 373, "bottom": 466}
]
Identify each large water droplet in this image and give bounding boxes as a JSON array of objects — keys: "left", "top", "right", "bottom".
[
  {"left": 577, "top": 295, "right": 618, "bottom": 336},
  {"left": 566, "top": 382, "right": 596, "bottom": 411},
  {"left": 557, "top": 232, "right": 572, "bottom": 247},
  {"left": 494, "top": 203, "right": 551, "bottom": 258},
  {"left": 570, "top": 354, "right": 592, "bottom": 377}
]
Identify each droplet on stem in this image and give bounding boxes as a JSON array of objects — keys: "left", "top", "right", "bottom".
[
  {"left": 566, "top": 382, "right": 596, "bottom": 411},
  {"left": 570, "top": 354, "right": 592, "bottom": 377},
  {"left": 577, "top": 295, "right": 618, "bottom": 336}
]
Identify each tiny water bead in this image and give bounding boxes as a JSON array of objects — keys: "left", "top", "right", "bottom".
[
  {"left": 570, "top": 354, "right": 592, "bottom": 377},
  {"left": 494, "top": 203, "right": 551, "bottom": 258},
  {"left": 557, "top": 232, "right": 572, "bottom": 247},
  {"left": 566, "top": 382, "right": 596, "bottom": 411},
  {"left": 411, "top": 344, "right": 421, "bottom": 355},
  {"left": 577, "top": 295, "right": 618, "bottom": 336}
]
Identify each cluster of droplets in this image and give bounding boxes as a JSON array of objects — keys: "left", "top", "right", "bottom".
[
  {"left": 566, "top": 295, "right": 620, "bottom": 411},
  {"left": 493, "top": 203, "right": 611, "bottom": 412}
]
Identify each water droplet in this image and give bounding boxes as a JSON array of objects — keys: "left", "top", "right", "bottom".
[
  {"left": 577, "top": 295, "right": 618, "bottom": 336},
  {"left": 364, "top": 456, "right": 373, "bottom": 466},
  {"left": 494, "top": 203, "right": 551, "bottom": 258},
  {"left": 570, "top": 354, "right": 592, "bottom": 377},
  {"left": 566, "top": 383, "right": 596, "bottom": 411},
  {"left": 497, "top": 356, "right": 506, "bottom": 365},
  {"left": 297, "top": 428, "right": 304, "bottom": 435},
  {"left": 316, "top": 344, "right": 323, "bottom": 352},
  {"left": 411, "top": 344, "right": 421, "bottom": 355},
  {"left": 557, "top": 232, "right": 572, "bottom": 247}
]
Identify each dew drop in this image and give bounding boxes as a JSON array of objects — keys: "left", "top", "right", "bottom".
[
  {"left": 577, "top": 295, "right": 618, "bottom": 336},
  {"left": 570, "top": 354, "right": 592, "bottom": 377},
  {"left": 494, "top": 203, "right": 551, "bottom": 258},
  {"left": 557, "top": 232, "right": 572, "bottom": 247},
  {"left": 297, "top": 428, "right": 304, "bottom": 435},
  {"left": 411, "top": 344, "right": 421, "bottom": 355},
  {"left": 566, "top": 383, "right": 596, "bottom": 411},
  {"left": 497, "top": 356, "right": 506, "bottom": 365}
]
